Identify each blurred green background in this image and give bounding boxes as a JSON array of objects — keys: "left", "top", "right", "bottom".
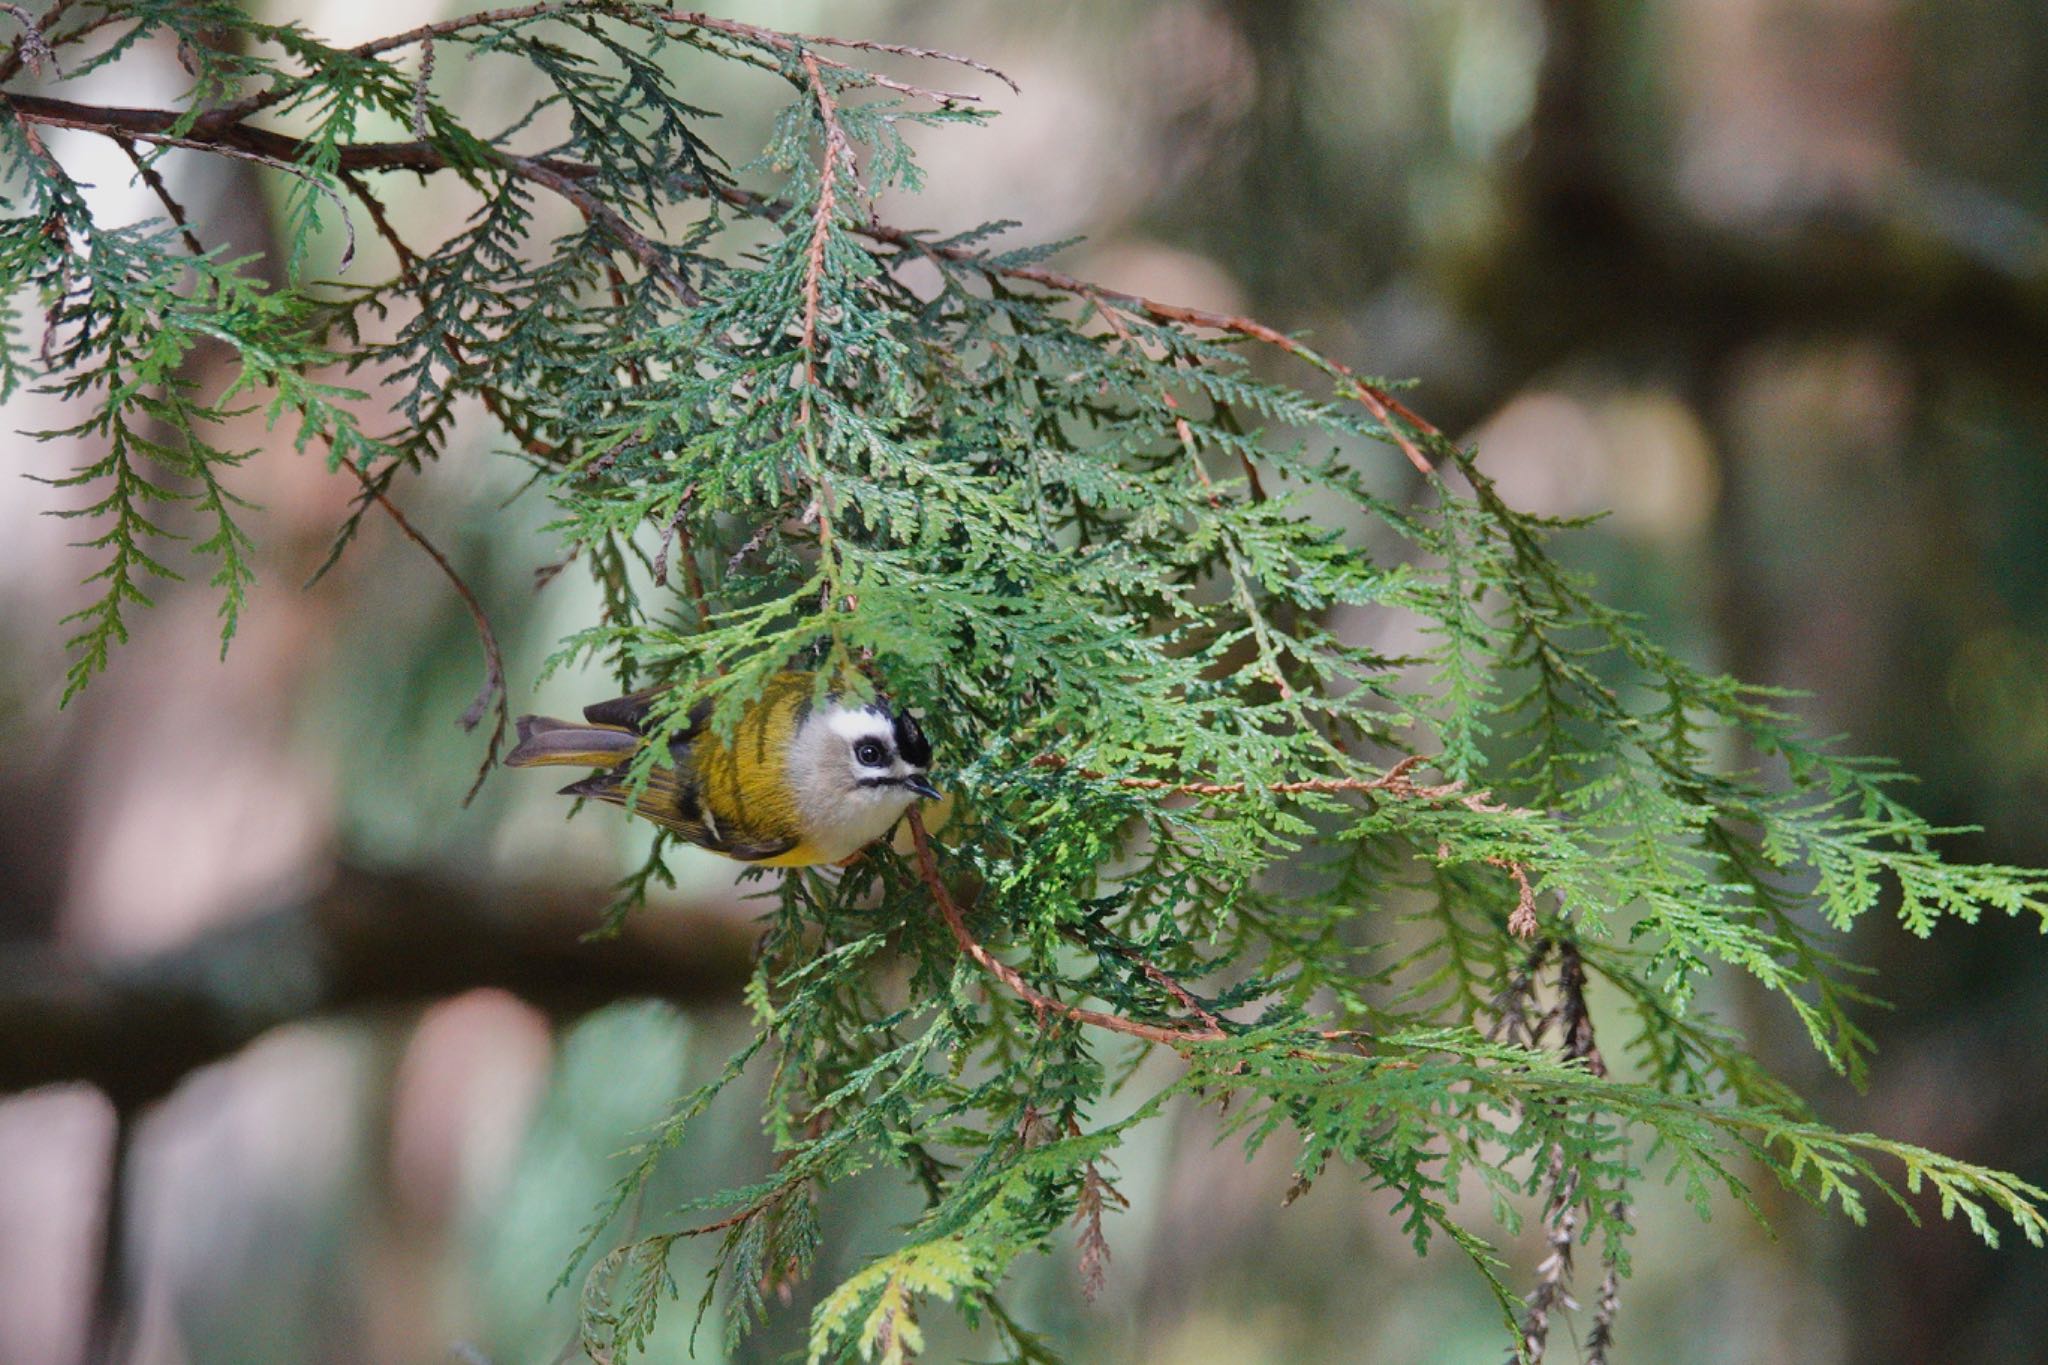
[{"left": 3, "top": 0, "right": 2045, "bottom": 1361}]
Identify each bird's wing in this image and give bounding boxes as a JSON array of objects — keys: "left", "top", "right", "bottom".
[
  {"left": 558, "top": 767, "right": 800, "bottom": 863},
  {"left": 581, "top": 688, "right": 714, "bottom": 738}
]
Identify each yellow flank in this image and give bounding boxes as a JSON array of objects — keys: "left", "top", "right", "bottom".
[{"left": 686, "top": 672, "right": 813, "bottom": 849}]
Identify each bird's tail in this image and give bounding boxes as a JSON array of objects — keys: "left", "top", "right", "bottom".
[{"left": 504, "top": 715, "right": 642, "bottom": 768}]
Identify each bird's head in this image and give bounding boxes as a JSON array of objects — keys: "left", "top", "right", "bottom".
[
  {"left": 823, "top": 702, "right": 939, "bottom": 800},
  {"left": 784, "top": 696, "right": 940, "bottom": 844}
]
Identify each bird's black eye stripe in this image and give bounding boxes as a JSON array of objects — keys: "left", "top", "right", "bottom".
[{"left": 854, "top": 738, "right": 888, "bottom": 767}]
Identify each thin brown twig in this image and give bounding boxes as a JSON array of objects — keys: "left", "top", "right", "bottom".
[
  {"left": 905, "top": 809, "right": 1226, "bottom": 1048},
  {"left": 767, "top": 23, "right": 1017, "bottom": 93},
  {"left": 335, "top": 458, "right": 509, "bottom": 804},
  {"left": 649, "top": 483, "right": 713, "bottom": 623},
  {"left": 794, "top": 51, "right": 848, "bottom": 590},
  {"left": 330, "top": 167, "right": 604, "bottom": 797},
  {"left": 200, "top": 3, "right": 607, "bottom": 132},
  {"left": 117, "top": 139, "right": 204, "bottom": 258},
  {"left": 201, "top": 0, "right": 569, "bottom": 129},
  {"left": 1129, "top": 952, "right": 1223, "bottom": 1033},
  {"left": 671, "top": 8, "right": 1002, "bottom": 104},
  {"left": 1063, "top": 925, "right": 1224, "bottom": 1033},
  {"left": 677, "top": 1196, "right": 777, "bottom": 1239},
  {"left": 507, "top": 153, "right": 696, "bottom": 303},
  {"left": 65, "top": 120, "right": 362, "bottom": 267},
  {"left": 1210, "top": 400, "right": 1269, "bottom": 502},
  {"left": 388, "top": 3, "right": 1008, "bottom": 104},
  {"left": 335, "top": 166, "right": 422, "bottom": 275}
]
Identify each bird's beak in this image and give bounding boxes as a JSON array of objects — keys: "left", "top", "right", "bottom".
[{"left": 904, "top": 775, "right": 941, "bottom": 801}]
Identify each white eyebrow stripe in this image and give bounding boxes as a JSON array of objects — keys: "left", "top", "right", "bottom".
[{"left": 824, "top": 707, "right": 895, "bottom": 746}]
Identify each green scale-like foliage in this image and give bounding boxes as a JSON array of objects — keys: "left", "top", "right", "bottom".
[{"left": 4, "top": 4, "right": 2045, "bottom": 1360}]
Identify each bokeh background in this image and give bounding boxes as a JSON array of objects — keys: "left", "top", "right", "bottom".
[{"left": 4, "top": 0, "right": 2046, "bottom": 1361}]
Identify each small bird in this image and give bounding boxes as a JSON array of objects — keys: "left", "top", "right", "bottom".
[{"left": 504, "top": 671, "right": 940, "bottom": 867}]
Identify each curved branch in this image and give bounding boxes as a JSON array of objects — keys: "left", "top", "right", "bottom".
[{"left": 904, "top": 808, "right": 1225, "bottom": 1047}]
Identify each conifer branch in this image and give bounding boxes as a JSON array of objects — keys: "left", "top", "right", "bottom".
[
  {"left": 1102, "top": 300, "right": 1300, "bottom": 703},
  {"left": 327, "top": 164, "right": 545, "bottom": 796},
  {"left": 1032, "top": 753, "right": 1545, "bottom": 936},
  {"left": 1030, "top": 751, "right": 1505, "bottom": 801},
  {"left": 1027, "top": 750, "right": 1465, "bottom": 798},
  {"left": 1090, "top": 292, "right": 1439, "bottom": 474},
  {"left": 842, "top": 206, "right": 1444, "bottom": 471},
  {"left": 8, "top": 96, "right": 684, "bottom": 299},
  {"left": 506, "top": 152, "right": 697, "bottom": 304},
  {"left": 333, "top": 168, "right": 568, "bottom": 471},
  {"left": 905, "top": 808, "right": 1227, "bottom": 1047},
  {"left": 9, "top": 86, "right": 1439, "bottom": 472}
]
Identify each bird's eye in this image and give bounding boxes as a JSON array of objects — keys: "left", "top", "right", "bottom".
[{"left": 854, "top": 739, "right": 887, "bottom": 767}]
